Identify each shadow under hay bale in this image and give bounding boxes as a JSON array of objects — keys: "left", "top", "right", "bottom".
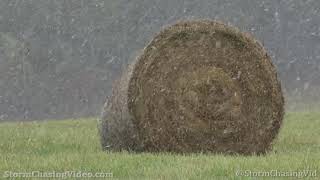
[{"left": 98, "top": 20, "right": 284, "bottom": 155}]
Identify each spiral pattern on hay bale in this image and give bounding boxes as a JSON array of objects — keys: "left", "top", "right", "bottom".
[{"left": 99, "top": 20, "right": 284, "bottom": 155}]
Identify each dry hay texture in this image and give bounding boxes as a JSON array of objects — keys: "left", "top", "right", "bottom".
[{"left": 98, "top": 20, "right": 284, "bottom": 155}]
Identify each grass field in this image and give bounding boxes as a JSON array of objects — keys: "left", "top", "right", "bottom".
[{"left": 0, "top": 112, "right": 319, "bottom": 179}]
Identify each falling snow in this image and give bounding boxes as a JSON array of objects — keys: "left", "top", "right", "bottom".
[{"left": 0, "top": 0, "right": 319, "bottom": 121}]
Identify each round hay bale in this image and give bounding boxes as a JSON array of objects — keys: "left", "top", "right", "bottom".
[{"left": 98, "top": 20, "right": 284, "bottom": 155}]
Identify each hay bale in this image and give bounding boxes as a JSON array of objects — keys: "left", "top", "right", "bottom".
[{"left": 98, "top": 20, "right": 284, "bottom": 155}]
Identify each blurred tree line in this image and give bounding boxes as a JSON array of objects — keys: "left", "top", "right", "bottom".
[{"left": 0, "top": 0, "right": 319, "bottom": 120}]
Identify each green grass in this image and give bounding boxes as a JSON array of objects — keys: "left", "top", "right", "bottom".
[{"left": 0, "top": 112, "right": 319, "bottom": 179}]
